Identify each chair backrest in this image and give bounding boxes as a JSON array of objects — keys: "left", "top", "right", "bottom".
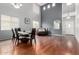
[
  {"left": 31, "top": 28, "right": 36, "bottom": 39},
  {"left": 15, "top": 28, "right": 19, "bottom": 40},
  {"left": 18, "top": 28, "right": 21, "bottom": 31},
  {"left": 12, "top": 28, "right": 15, "bottom": 38}
]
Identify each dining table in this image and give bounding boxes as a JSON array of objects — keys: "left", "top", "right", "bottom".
[{"left": 18, "top": 31, "right": 31, "bottom": 36}]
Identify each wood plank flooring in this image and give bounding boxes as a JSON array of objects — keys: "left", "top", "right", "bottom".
[{"left": 0, "top": 35, "right": 78, "bottom": 55}]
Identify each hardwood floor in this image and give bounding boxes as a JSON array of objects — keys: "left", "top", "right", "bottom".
[{"left": 0, "top": 35, "right": 78, "bottom": 55}]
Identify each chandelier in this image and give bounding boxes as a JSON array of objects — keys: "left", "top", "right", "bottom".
[{"left": 11, "top": 3, "right": 22, "bottom": 9}]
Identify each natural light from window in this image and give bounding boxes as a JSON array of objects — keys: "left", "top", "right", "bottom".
[
  {"left": 33, "top": 20, "right": 39, "bottom": 28},
  {"left": 54, "top": 20, "right": 60, "bottom": 29},
  {"left": 1, "top": 14, "right": 19, "bottom": 30}
]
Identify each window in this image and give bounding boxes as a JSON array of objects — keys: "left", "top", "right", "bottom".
[
  {"left": 33, "top": 20, "right": 39, "bottom": 28},
  {"left": 54, "top": 20, "right": 60, "bottom": 29},
  {"left": 1, "top": 15, "right": 19, "bottom": 30}
]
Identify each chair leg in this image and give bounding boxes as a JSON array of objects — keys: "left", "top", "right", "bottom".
[
  {"left": 15, "top": 39, "right": 19, "bottom": 46},
  {"left": 13, "top": 38, "right": 16, "bottom": 46},
  {"left": 12, "top": 38, "right": 14, "bottom": 45},
  {"left": 12, "top": 37, "right": 17, "bottom": 47},
  {"left": 12, "top": 38, "right": 15, "bottom": 43},
  {"left": 17, "top": 39, "right": 19, "bottom": 44},
  {"left": 34, "top": 38, "right": 36, "bottom": 44},
  {"left": 30, "top": 39, "right": 32, "bottom": 46}
]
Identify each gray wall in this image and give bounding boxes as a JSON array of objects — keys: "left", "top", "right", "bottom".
[
  {"left": 41, "top": 3, "right": 62, "bottom": 35},
  {"left": 0, "top": 3, "right": 41, "bottom": 40}
]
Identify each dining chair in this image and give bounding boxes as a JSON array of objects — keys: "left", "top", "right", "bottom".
[
  {"left": 15, "top": 28, "right": 23, "bottom": 44},
  {"left": 12, "top": 28, "right": 19, "bottom": 46},
  {"left": 15, "top": 28, "right": 30, "bottom": 45},
  {"left": 17, "top": 28, "right": 21, "bottom": 31},
  {"left": 12, "top": 28, "right": 15, "bottom": 39},
  {"left": 11, "top": 28, "right": 16, "bottom": 42},
  {"left": 30, "top": 28, "right": 36, "bottom": 45}
]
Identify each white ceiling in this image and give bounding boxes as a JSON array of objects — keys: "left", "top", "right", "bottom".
[{"left": 36, "top": 3, "right": 46, "bottom": 6}]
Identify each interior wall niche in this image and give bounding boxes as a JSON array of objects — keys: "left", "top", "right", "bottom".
[{"left": 54, "top": 20, "right": 61, "bottom": 30}]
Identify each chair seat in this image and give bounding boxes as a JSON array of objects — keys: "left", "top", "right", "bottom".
[{"left": 19, "top": 36, "right": 31, "bottom": 39}]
